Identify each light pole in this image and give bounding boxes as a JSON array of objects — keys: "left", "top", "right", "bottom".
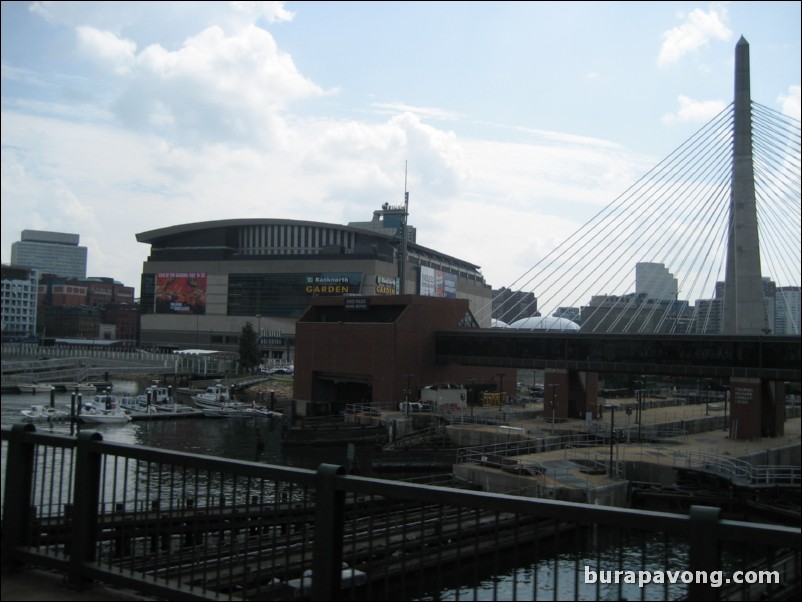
[
  {"left": 256, "top": 314, "right": 262, "bottom": 365},
  {"left": 404, "top": 373, "right": 414, "bottom": 417},
  {"left": 467, "top": 378, "right": 477, "bottom": 420},
  {"left": 547, "top": 384, "right": 559, "bottom": 434},
  {"left": 723, "top": 385, "right": 729, "bottom": 433},
  {"left": 605, "top": 404, "right": 617, "bottom": 477}
]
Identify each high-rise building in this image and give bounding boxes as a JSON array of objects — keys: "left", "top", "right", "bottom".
[
  {"left": 636, "top": 262, "right": 678, "bottom": 301},
  {"left": 10, "top": 230, "right": 87, "bottom": 279},
  {"left": 1, "top": 264, "right": 39, "bottom": 338},
  {"left": 775, "top": 286, "right": 801, "bottom": 335}
]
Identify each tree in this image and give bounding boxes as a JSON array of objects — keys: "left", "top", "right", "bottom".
[{"left": 239, "top": 321, "right": 261, "bottom": 371}]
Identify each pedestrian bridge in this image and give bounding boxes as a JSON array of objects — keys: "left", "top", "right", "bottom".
[{"left": 435, "top": 331, "right": 801, "bottom": 381}]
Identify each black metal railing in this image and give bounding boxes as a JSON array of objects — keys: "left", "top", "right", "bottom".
[{"left": 2, "top": 424, "right": 800, "bottom": 601}]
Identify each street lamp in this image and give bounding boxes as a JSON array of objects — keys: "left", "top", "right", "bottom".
[{"left": 547, "top": 384, "right": 559, "bottom": 434}]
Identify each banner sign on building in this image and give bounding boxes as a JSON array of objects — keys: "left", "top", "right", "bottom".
[
  {"left": 375, "top": 275, "right": 398, "bottom": 295},
  {"left": 419, "top": 266, "right": 457, "bottom": 298},
  {"left": 155, "top": 272, "right": 207, "bottom": 314},
  {"left": 304, "top": 273, "right": 363, "bottom": 295},
  {"left": 344, "top": 297, "right": 370, "bottom": 311}
]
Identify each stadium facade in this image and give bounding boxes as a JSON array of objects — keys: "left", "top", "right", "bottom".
[{"left": 136, "top": 214, "right": 492, "bottom": 359}]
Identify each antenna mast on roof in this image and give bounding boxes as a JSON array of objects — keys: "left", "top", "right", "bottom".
[{"left": 400, "top": 162, "right": 409, "bottom": 294}]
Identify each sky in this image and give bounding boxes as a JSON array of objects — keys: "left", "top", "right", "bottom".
[{"left": 2, "top": 1, "right": 800, "bottom": 299}]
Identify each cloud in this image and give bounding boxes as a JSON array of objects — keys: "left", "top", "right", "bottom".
[
  {"left": 779, "top": 85, "right": 801, "bottom": 121},
  {"left": 77, "top": 26, "right": 137, "bottom": 75},
  {"left": 661, "top": 95, "right": 727, "bottom": 124},
  {"left": 371, "top": 102, "right": 464, "bottom": 122},
  {"left": 75, "top": 23, "right": 329, "bottom": 146},
  {"left": 658, "top": 6, "right": 732, "bottom": 67}
]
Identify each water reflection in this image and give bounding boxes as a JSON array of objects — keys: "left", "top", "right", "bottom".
[{"left": 2, "top": 380, "right": 378, "bottom": 473}]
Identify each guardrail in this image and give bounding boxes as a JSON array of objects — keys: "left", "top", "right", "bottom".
[
  {"left": 673, "top": 450, "right": 802, "bottom": 486},
  {"left": 2, "top": 425, "right": 800, "bottom": 601}
]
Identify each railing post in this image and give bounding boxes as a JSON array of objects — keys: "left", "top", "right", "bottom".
[
  {"left": 312, "top": 463, "right": 346, "bottom": 601},
  {"left": 688, "top": 505, "right": 720, "bottom": 601},
  {"left": 69, "top": 430, "right": 104, "bottom": 586},
  {"left": 2, "top": 423, "right": 37, "bottom": 568}
]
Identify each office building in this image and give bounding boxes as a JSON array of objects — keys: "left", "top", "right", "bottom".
[
  {"left": 10, "top": 230, "right": 87, "bottom": 279},
  {"left": 1, "top": 264, "right": 39, "bottom": 338}
]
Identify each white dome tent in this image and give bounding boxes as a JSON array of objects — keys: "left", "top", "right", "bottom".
[{"left": 508, "top": 316, "right": 580, "bottom": 331}]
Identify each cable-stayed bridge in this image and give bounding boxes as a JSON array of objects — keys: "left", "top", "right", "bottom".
[
  {"left": 486, "top": 37, "right": 800, "bottom": 337},
  {"left": 439, "top": 38, "right": 800, "bottom": 440}
]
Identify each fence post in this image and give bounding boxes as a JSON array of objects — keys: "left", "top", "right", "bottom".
[
  {"left": 69, "top": 430, "right": 104, "bottom": 586},
  {"left": 688, "top": 505, "right": 720, "bottom": 601},
  {"left": 1, "top": 423, "right": 37, "bottom": 567},
  {"left": 312, "top": 464, "right": 346, "bottom": 601}
]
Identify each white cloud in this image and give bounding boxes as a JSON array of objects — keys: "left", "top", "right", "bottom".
[
  {"left": 779, "top": 85, "right": 801, "bottom": 121},
  {"left": 77, "top": 26, "right": 137, "bottom": 75},
  {"left": 658, "top": 6, "right": 732, "bottom": 67},
  {"left": 229, "top": 1, "right": 294, "bottom": 25},
  {"left": 661, "top": 95, "right": 727, "bottom": 124},
  {"left": 371, "top": 102, "right": 464, "bottom": 122},
  {"left": 74, "top": 24, "right": 329, "bottom": 146}
]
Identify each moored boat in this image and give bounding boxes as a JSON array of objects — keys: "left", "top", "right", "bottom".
[
  {"left": 63, "top": 382, "right": 98, "bottom": 393},
  {"left": 20, "top": 405, "right": 69, "bottom": 422},
  {"left": 202, "top": 403, "right": 282, "bottom": 418},
  {"left": 17, "top": 383, "right": 56, "bottom": 394},
  {"left": 77, "top": 392, "right": 131, "bottom": 425},
  {"left": 191, "top": 381, "right": 233, "bottom": 410}
]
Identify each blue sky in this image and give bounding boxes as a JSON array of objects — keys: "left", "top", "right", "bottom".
[{"left": 2, "top": 1, "right": 800, "bottom": 297}]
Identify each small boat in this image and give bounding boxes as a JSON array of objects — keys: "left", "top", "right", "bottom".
[
  {"left": 20, "top": 405, "right": 68, "bottom": 422},
  {"left": 154, "top": 403, "right": 200, "bottom": 414},
  {"left": 201, "top": 401, "right": 254, "bottom": 418},
  {"left": 202, "top": 403, "right": 282, "bottom": 419},
  {"left": 192, "top": 381, "right": 234, "bottom": 410},
  {"left": 17, "top": 383, "right": 56, "bottom": 394},
  {"left": 63, "top": 382, "right": 98, "bottom": 393},
  {"left": 119, "top": 381, "right": 174, "bottom": 413},
  {"left": 77, "top": 393, "right": 131, "bottom": 425},
  {"left": 119, "top": 395, "right": 157, "bottom": 414}
]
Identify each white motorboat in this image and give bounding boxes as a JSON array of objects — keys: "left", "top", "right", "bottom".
[
  {"left": 119, "top": 381, "right": 174, "bottom": 414},
  {"left": 154, "top": 403, "right": 201, "bottom": 414},
  {"left": 119, "top": 395, "right": 156, "bottom": 414},
  {"left": 202, "top": 403, "right": 281, "bottom": 418},
  {"left": 17, "top": 383, "right": 56, "bottom": 394},
  {"left": 191, "top": 382, "right": 233, "bottom": 410},
  {"left": 20, "top": 405, "right": 68, "bottom": 422},
  {"left": 77, "top": 393, "right": 132, "bottom": 425}
]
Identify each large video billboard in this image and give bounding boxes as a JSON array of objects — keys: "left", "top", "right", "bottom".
[
  {"left": 419, "top": 266, "right": 457, "bottom": 298},
  {"left": 155, "top": 272, "right": 207, "bottom": 314}
]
